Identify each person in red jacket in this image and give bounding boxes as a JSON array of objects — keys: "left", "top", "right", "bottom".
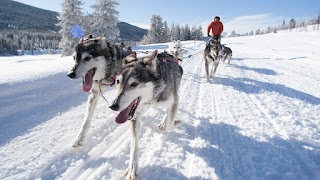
[{"left": 207, "top": 16, "right": 224, "bottom": 42}]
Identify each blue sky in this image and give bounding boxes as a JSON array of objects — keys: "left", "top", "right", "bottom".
[{"left": 14, "top": 0, "right": 320, "bottom": 34}]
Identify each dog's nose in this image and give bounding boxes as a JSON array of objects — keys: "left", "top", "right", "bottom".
[
  {"left": 109, "top": 103, "right": 119, "bottom": 111},
  {"left": 67, "top": 72, "right": 76, "bottom": 79}
]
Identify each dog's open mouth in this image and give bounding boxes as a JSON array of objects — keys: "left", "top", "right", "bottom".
[
  {"left": 115, "top": 96, "right": 141, "bottom": 124},
  {"left": 82, "top": 67, "right": 96, "bottom": 92}
]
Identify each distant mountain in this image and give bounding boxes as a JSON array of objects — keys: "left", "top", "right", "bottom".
[
  {"left": 0, "top": 0, "right": 59, "bottom": 31},
  {"left": 118, "top": 22, "right": 148, "bottom": 41},
  {"left": 0, "top": 0, "right": 148, "bottom": 41}
]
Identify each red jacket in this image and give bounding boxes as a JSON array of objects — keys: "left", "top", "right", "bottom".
[{"left": 207, "top": 21, "right": 224, "bottom": 36}]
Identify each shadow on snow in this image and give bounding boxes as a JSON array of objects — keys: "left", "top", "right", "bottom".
[
  {"left": 214, "top": 76, "right": 320, "bottom": 105},
  {"left": 230, "top": 64, "right": 278, "bottom": 76},
  {"left": 0, "top": 72, "right": 87, "bottom": 146}
]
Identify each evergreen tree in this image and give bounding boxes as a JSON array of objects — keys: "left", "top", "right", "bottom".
[
  {"left": 184, "top": 24, "right": 192, "bottom": 40},
  {"left": 190, "top": 25, "right": 197, "bottom": 40},
  {"left": 141, "top": 34, "right": 151, "bottom": 45},
  {"left": 180, "top": 27, "right": 186, "bottom": 41},
  {"left": 289, "top": 18, "right": 296, "bottom": 30},
  {"left": 196, "top": 25, "right": 203, "bottom": 40},
  {"left": 82, "top": 13, "right": 93, "bottom": 35},
  {"left": 148, "top": 15, "right": 164, "bottom": 43},
  {"left": 175, "top": 24, "right": 181, "bottom": 40},
  {"left": 163, "top": 21, "right": 170, "bottom": 43},
  {"left": 266, "top": 27, "right": 272, "bottom": 34},
  {"left": 255, "top": 29, "right": 261, "bottom": 35},
  {"left": 57, "top": 0, "right": 84, "bottom": 56},
  {"left": 91, "top": 0, "right": 119, "bottom": 42},
  {"left": 170, "top": 23, "right": 176, "bottom": 41},
  {"left": 281, "top": 20, "right": 288, "bottom": 30},
  {"left": 229, "top": 30, "right": 237, "bottom": 37}
]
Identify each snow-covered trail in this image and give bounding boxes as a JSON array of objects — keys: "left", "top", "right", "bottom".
[{"left": 1, "top": 31, "right": 320, "bottom": 180}]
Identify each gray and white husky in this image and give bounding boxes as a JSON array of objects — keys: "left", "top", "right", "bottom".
[
  {"left": 204, "top": 38, "right": 221, "bottom": 82},
  {"left": 67, "top": 35, "right": 131, "bottom": 147},
  {"left": 220, "top": 45, "right": 233, "bottom": 64},
  {"left": 109, "top": 50, "right": 183, "bottom": 179}
]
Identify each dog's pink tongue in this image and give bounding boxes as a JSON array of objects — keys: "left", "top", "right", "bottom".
[
  {"left": 115, "top": 101, "right": 135, "bottom": 124},
  {"left": 82, "top": 71, "right": 93, "bottom": 92}
]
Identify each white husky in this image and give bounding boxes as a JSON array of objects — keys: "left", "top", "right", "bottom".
[{"left": 167, "top": 40, "right": 183, "bottom": 65}]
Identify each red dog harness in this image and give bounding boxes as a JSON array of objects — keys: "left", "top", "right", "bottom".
[{"left": 162, "top": 56, "right": 179, "bottom": 63}]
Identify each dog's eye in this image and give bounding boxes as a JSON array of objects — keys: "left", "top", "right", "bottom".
[
  {"left": 130, "top": 82, "right": 139, "bottom": 87},
  {"left": 84, "top": 57, "right": 91, "bottom": 61},
  {"left": 116, "top": 79, "right": 120, "bottom": 84}
]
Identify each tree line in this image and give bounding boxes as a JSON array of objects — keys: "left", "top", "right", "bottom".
[
  {"left": 0, "top": 30, "right": 60, "bottom": 55},
  {"left": 230, "top": 17, "right": 320, "bottom": 37},
  {"left": 140, "top": 15, "right": 203, "bottom": 45}
]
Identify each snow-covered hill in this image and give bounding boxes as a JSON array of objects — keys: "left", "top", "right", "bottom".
[{"left": 0, "top": 29, "right": 319, "bottom": 180}]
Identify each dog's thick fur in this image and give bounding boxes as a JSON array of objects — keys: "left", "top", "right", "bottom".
[
  {"left": 167, "top": 40, "right": 183, "bottom": 65},
  {"left": 67, "top": 35, "right": 131, "bottom": 147},
  {"left": 220, "top": 45, "right": 232, "bottom": 64},
  {"left": 109, "top": 50, "right": 183, "bottom": 179},
  {"left": 204, "top": 38, "right": 221, "bottom": 82}
]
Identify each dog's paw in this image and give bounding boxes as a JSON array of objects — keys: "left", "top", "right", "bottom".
[
  {"left": 72, "top": 137, "right": 85, "bottom": 148},
  {"left": 158, "top": 122, "right": 166, "bottom": 131},
  {"left": 158, "top": 121, "right": 181, "bottom": 132},
  {"left": 174, "top": 120, "right": 182, "bottom": 126},
  {"left": 124, "top": 167, "right": 138, "bottom": 180}
]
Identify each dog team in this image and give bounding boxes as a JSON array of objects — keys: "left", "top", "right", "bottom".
[{"left": 67, "top": 16, "right": 232, "bottom": 179}]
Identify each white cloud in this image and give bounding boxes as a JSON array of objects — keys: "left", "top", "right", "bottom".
[{"left": 224, "top": 14, "right": 284, "bottom": 34}]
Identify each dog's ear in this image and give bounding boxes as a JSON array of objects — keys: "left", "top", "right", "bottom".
[
  {"left": 99, "top": 37, "right": 108, "bottom": 49},
  {"left": 123, "top": 53, "right": 138, "bottom": 67},
  {"left": 142, "top": 50, "right": 157, "bottom": 65},
  {"left": 79, "top": 34, "right": 94, "bottom": 43},
  {"left": 79, "top": 36, "right": 86, "bottom": 43}
]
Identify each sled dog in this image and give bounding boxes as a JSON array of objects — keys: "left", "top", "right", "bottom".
[
  {"left": 204, "top": 38, "right": 221, "bottom": 82},
  {"left": 220, "top": 45, "right": 232, "bottom": 64},
  {"left": 67, "top": 34, "right": 132, "bottom": 147},
  {"left": 109, "top": 50, "right": 183, "bottom": 179},
  {"left": 167, "top": 40, "right": 183, "bottom": 65}
]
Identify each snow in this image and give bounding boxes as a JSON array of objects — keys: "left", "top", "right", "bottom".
[{"left": 1, "top": 29, "right": 320, "bottom": 180}]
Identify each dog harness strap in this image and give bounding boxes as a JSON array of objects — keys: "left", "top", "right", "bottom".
[{"left": 162, "top": 57, "right": 179, "bottom": 64}]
